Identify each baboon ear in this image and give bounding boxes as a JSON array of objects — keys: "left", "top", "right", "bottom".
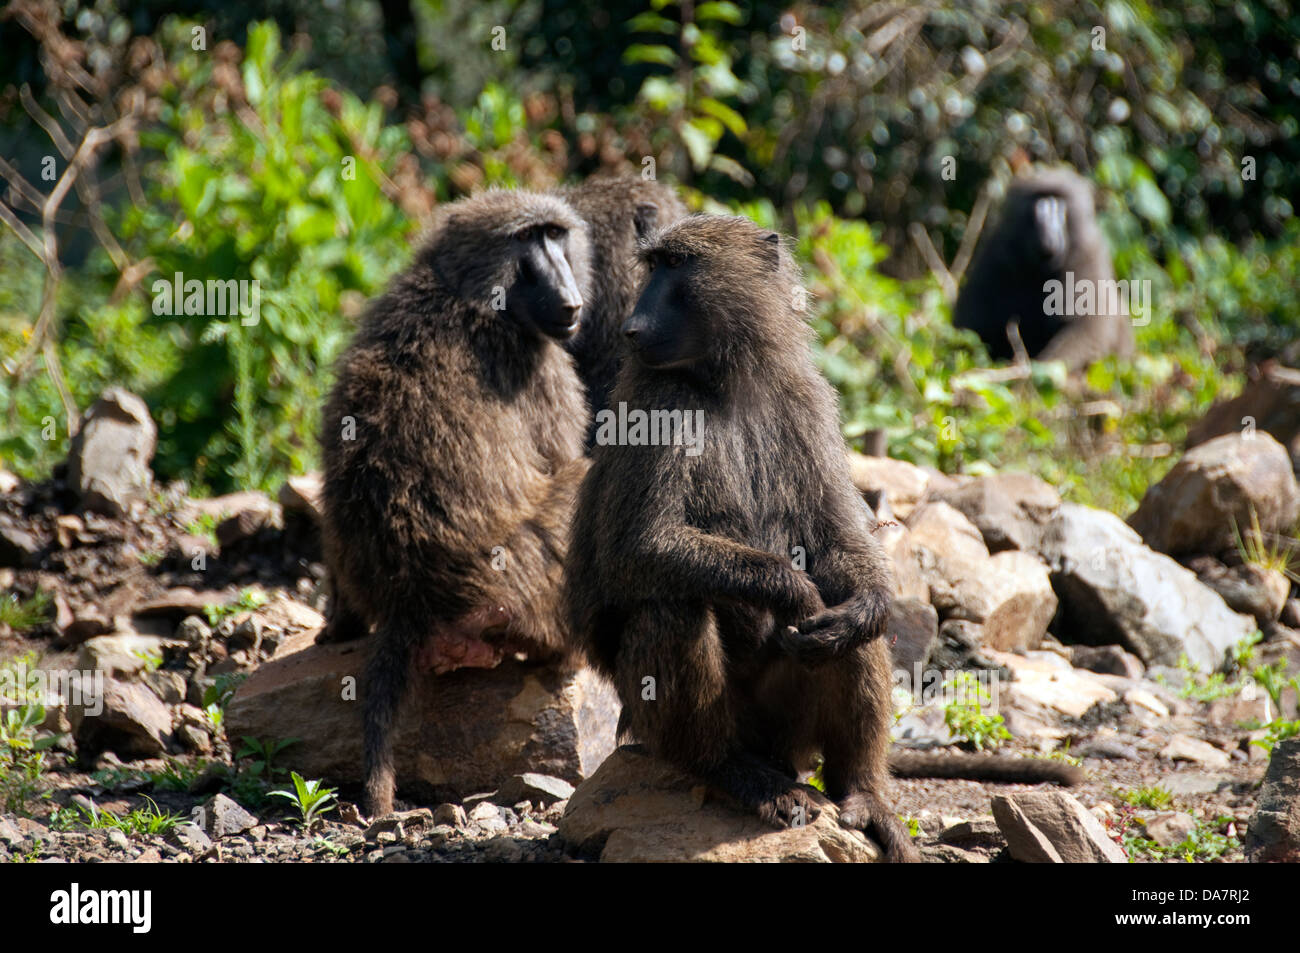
[
  {"left": 633, "top": 203, "right": 660, "bottom": 239},
  {"left": 762, "top": 231, "right": 781, "bottom": 268}
]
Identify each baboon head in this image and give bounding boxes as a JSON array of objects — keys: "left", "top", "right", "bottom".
[
  {"left": 624, "top": 215, "right": 805, "bottom": 377},
  {"left": 1002, "top": 169, "right": 1098, "bottom": 273},
  {"left": 425, "top": 189, "right": 591, "bottom": 340}
]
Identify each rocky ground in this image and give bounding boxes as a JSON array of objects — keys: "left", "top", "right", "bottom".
[{"left": 1, "top": 386, "right": 1299, "bottom": 863}]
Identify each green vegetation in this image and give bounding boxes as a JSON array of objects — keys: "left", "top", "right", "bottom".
[
  {"left": 0, "top": 591, "right": 53, "bottom": 633},
  {"left": 0, "top": 653, "right": 60, "bottom": 814},
  {"left": 942, "top": 672, "right": 1011, "bottom": 751},
  {"left": 203, "top": 588, "right": 269, "bottom": 627},
  {"left": 74, "top": 796, "right": 184, "bottom": 836},
  {"left": 1124, "top": 816, "right": 1241, "bottom": 863},
  {"left": 269, "top": 771, "right": 339, "bottom": 831},
  {"left": 236, "top": 736, "right": 299, "bottom": 784},
  {"left": 1121, "top": 786, "right": 1175, "bottom": 811},
  {"left": 1232, "top": 509, "right": 1300, "bottom": 582}
]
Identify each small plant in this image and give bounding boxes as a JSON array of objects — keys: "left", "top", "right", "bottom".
[
  {"left": 311, "top": 837, "right": 350, "bottom": 858},
  {"left": 903, "top": 815, "right": 921, "bottom": 838},
  {"left": 269, "top": 772, "right": 338, "bottom": 831},
  {"left": 202, "top": 672, "right": 248, "bottom": 733},
  {"left": 151, "top": 758, "right": 206, "bottom": 792},
  {"left": 1232, "top": 508, "right": 1299, "bottom": 583},
  {"left": 78, "top": 796, "right": 184, "bottom": 836},
  {"left": 942, "top": 672, "right": 1011, "bottom": 751},
  {"left": 184, "top": 512, "right": 220, "bottom": 546},
  {"left": 131, "top": 650, "right": 164, "bottom": 674},
  {"left": 0, "top": 590, "right": 52, "bottom": 632},
  {"left": 1158, "top": 653, "right": 1242, "bottom": 702},
  {"left": 0, "top": 658, "right": 61, "bottom": 813},
  {"left": 1124, "top": 816, "right": 1240, "bottom": 863},
  {"left": 236, "top": 737, "right": 299, "bottom": 783},
  {"left": 1250, "top": 718, "right": 1300, "bottom": 754},
  {"left": 1121, "top": 786, "right": 1174, "bottom": 810},
  {"left": 203, "top": 587, "right": 269, "bottom": 626}
]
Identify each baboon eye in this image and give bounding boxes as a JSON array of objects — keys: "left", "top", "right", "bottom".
[
  {"left": 545, "top": 224, "right": 565, "bottom": 241},
  {"left": 515, "top": 226, "right": 535, "bottom": 242},
  {"left": 666, "top": 253, "right": 685, "bottom": 268},
  {"left": 646, "top": 256, "right": 657, "bottom": 272}
]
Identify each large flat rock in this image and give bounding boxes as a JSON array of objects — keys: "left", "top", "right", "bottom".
[{"left": 226, "top": 629, "right": 619, "bottom": 803}]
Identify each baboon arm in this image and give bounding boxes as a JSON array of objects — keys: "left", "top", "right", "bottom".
[{"left": 636, "top": 525, "right": 821, "bottom": 618}]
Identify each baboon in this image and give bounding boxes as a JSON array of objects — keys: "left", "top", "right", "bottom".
[
  {"left": 319, "top": 189, "right": 591, "bottom": 817},
  {"left": 953, "top": 168, "right": 1133, "bottom": 369},
  {"left": 555, "top": 174, "right": 688, "bottom": 449},
  {"left": 565, "top": 214, "right": 921, "bottom": 862}
]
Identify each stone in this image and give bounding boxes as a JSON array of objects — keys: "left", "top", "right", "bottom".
[
  {"left": 225, "top": 629, "right": 620, "bottom": 802},
  {"left": 887, "top": 597, "right": 938, "bottom": 691},
  {"left": 1125, "top": 689, "right": 1170, "bottom": 719},
  {"left": 214, "top": 494, "right": 282, "bottom": 548},
  {"left": 1036, "top": 503, "right": 1257, "bottom": 671},
  {"left": 1160, "top": 734, "right": 1231, "bottom": 769},
  {"left": 432, "top": 803, "right": 468, "bottom": 828},
  {"left": 135, "top": 589, "right": 232, "bottom": 622},
  {"left": 171, "top": 823, "right": 213, "bottom": 854},
  {"left": 1141, "top": 812, "right": 1197, "bottom": 847},
  {"left": 494, "top": 773, "right": 576, "bottom": 807},
  {"left": 1187, "top": 556, "right": 1289, "bottom": 625},
  {"left": 201, "top": 794, "right": 258, "bottom": 838},
  {"left": 0, "top": 470, "right": 17, "bottom": 494},
  {"left": 278, "top": 473, "right": 323, "bottom": 522},
  {"left": 1070, "top": 644, "right": 1144, "bottom": 679},
  {"left": 76, "top": 634, "right": 169, "bottom": 679},
  {"left": 1076, "top": 738, "right": 1140, "bottom": 761},
  {"left": 985, "top": 649, "right": 1117, "bottom": 719},
  {"left": 847, "top": 453, "right": 930, "bottom": 520},
  {"left": 0, "top": 516, "right": 42, "bottom": 568},
  {"left": 68, "top": 677, "right": 172, "bottom": 759},
  {"left": 966, "top": 551, "right": 1057, "bottom": 652},
  {"left": 937, "top": 818, "right": 1005, "bottom": 851},
  {"left": 364, "top": 808, "right": 433, "bottom": 840},
  {"left": 1186, "top": 363, "right": 1300, "bottom": 470},
  {"left": 875, "top": 521, "right": 929, "bottom": 602},
  {"left": 1128, "top": 433, "right": 1300, "bottom": 558},
  {"left": 143, "top": 670, "right": 187, "bottom": 705},
  {"left": 932, "top": 472, "right": 1062, "bottom": 553},
  {"left": 66, "top": 388, "right": 157, "bottom": 517},
  {"left": 991, "top": 790, "right": 1126, "bottom": 863},
  {"left": 1245, "top": 737, "right": 1300, "bottom": 862},
  {"left": 560, "top": 747, "right": 881, "bottom": 863}
]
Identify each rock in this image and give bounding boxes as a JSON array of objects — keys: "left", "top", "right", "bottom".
[
  {"left": 928, "top": 619, "right": 1006, "bottom": 675},
  {"left": 1141, "top": 812, "right": 1197, "bottom": 847},
  {"left": 1245, "top": 737, "right": 1300, "bottom": 862},
  {"left": 0, "top": 470, "right": 17, "bottom": 495},
  {"left": 171, "top": 823, "right": 213, "bottom": 854},
  {"left": 364, "top": 808, "right": 433, "bottom": 840},
  {"left": 991, "top": 790, "right": 1126, "bottom": 863},
  {"left": 278, "top": 473, "right": 323, "bottom": 522},
  {"left": 213, "top": 493, "right": 282, "bottom": 548},
  {"left": 932, "top": 472, "right": 1061, "bottom": 553},
  {"left": 1076, "top": 738, "right": 1140, "bottom": 761},
  {"left": 560, "top": 747, "right": 881, "bottom": 863},
  {"left": 1125, "top": 688, "right": 1170, "bottom": 719},
  {"left": 66, "top": 388, "right": 157, "bottom": 517},
  {"left": 986, "top": 649, "right": 1117, "bottom": 718},
  {"left": 1187, "top": 556, "right": 1290, "bottom": 625},
  {"left": 887, "top": 597, "right": 938, "bottom": 691},
  {"left": 494, "top": 773, "right": 576, "bottom": 807},
  {"left": 143, "top": 670, "right": 186, "bottom": 705},
  {"left": 848, "top": 453, "right": 930, "bottom": 520},
  {"left": 1037, "top": 503, "right": 1257, "bottom": 671},
  {"left": 938, "top": 817, "right": 1005, "bottom": 851},
  {"left": 57, "top": 603, "right": 113, "bottom": 644},
  {"left": 1160, "top": 734, "right": 1231, "bottom": 769},
  {"left": 1070, "top": 644, "right": 1145, "bottom": 679},
  {"left": 175, "top": 615, "right": 213, "bottom": 644},
  {"left": 200, "top": 794, "right": 258, "bottom": 838},
  {"left": 76, "top": 634, "right": 169, "bottom": 679},
  {"left": 875, "top": 521, "right": 929, "bottom": 602},
  {"left": 0, "top": 516, "right": 42, "bottom": 567},
  {"left": 225, "top": 629, "right": 620, "bottom": 801},
  {"left": 963, "top": 551, "right": 1057, "bottom": 652},
  {"left": 1128, "top": 432, "right": 1300, "bottom": 558},
  {"left": 908, "top": 501, "right": 990, "bottom": 571},
  {"left": 135, "top": 589, "right": 232, "bottom": 622},
  {"left": 432, "top": 803, "right": 468, "bottom": 828},
  {"left": 1186, "top": 363, "right": 1300, "bottom": 470},
  {"left": 69, "top": 677, "right": 172, "bottom": 758},
  {"left": 106, "top": 828, "right": 130, "bottom": 852}
]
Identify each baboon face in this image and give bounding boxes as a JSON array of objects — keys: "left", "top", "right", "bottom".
[
  {"left": 507, "top": 222, "right": 585, "bottom": 340},
  {"left": 622, "top": 248, "right": 703, "bottom": 369}
]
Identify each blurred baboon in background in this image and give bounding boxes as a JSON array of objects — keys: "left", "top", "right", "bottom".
[
  {"left": 555, "top": 174, "right": 687, "bottom": 449},
  {"left": 320, "top": 189, "right": 591, "bottom": 816},
  {"left": 565, "top": 214, "right": 920, "bottom": 862},
  {"left": 954, "top": 168, "right": 1133, "bottom": 368}
]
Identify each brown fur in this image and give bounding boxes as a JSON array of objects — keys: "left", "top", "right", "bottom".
[
  {"left": 555, "top": 174, "right": 688, "bottom": 448},
  {"left": 954, "top": 167, "right": 1133, "bottom": 368},
  {"left": 320, "top": 189, "right": 592, "bottom": 816},
  {"left": 564, "top": 214, "right": 920, "bottom": 861}
]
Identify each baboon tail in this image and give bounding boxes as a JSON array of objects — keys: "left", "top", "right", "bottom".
[
  {"left": 776, "top": 588, "right": 890, "bottom": 664},
  {"left": 888, "top": 750, "right": 1084, "bottom": 786},
  {"left": 362, "top": 616, "right": 422, "bottom": 817}
]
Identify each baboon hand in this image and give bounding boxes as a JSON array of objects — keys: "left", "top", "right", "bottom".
[
  {"left": 755, "top": 785, "right": 823, "bottom": 829},
  {"left": 770, "top": 568, "right": 825, "bottom": 622},
  {"left": 777, "top": 590, "right": 888, "bottom": 663}
]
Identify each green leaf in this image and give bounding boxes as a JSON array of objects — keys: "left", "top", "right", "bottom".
[
  {"left": 623, "top": 43, "right": 679, "bottom": 67},
  {"left": 695, "top": 1, "right": 745, "bottom": 24}
]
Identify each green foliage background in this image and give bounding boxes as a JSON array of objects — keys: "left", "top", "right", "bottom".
[{"left": 0, "top": 0, "right": 1296, "bottom": 514}]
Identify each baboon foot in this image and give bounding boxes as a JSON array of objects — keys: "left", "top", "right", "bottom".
[
  {"left": 711, "top": 756, "right": 822, "bottom": 829},
  {"left": 838, "top": 791, "right": 922, "bottom": 863},
  {"left": 754, "top": 784, "right": 822, "bottom": 829}
]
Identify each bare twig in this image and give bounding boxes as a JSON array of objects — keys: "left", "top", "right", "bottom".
[{"left": 908, "top": 221, "right": 956, "bottom": 301}]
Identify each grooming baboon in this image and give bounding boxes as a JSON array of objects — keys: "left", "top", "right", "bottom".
[
  {"left": 953, "top": 168, "right": 1133, "bottom": 369},
  {"left": 565, "top": 214, "right": 921, "bottom": 862},
  {"left": 555, "top": 174, "right": 688, "bottom": 449},
  {"left": 320, "top": 189, "right": 591, "bottom": 816}
]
